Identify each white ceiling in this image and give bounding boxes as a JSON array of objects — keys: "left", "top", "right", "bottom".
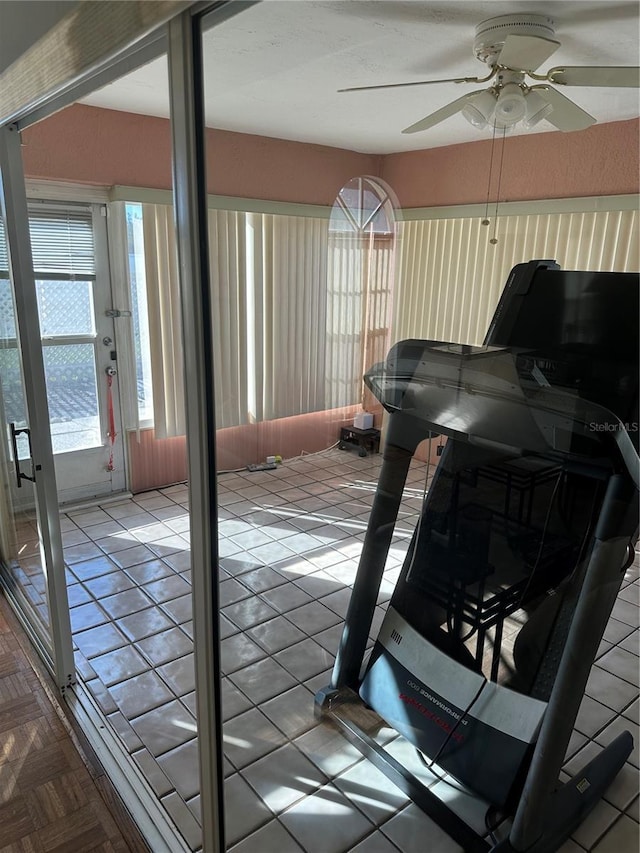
[{"left": 81, "top": 0, "right": 640, "bottom": 153}]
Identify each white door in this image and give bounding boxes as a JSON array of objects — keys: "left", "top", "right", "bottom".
[{"left": 26, "top": 202, "right": 126, "bottom": 504}]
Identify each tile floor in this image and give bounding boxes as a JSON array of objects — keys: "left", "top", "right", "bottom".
[{"left": 55, "top": 449, "right": 639, "bottom": 852}]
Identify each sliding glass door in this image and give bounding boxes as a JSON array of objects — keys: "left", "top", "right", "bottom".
[
  {"left": 0, "top": 124, "right": 74, "bottom": 687},
  {"left": 0, "top": 291, "right": 52, "bottom": 636}
]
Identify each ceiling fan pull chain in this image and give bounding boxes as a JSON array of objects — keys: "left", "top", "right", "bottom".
[
  {"left": 482, "top": 122, "right": 498, "bottom": 228},
  {"left": 490, "top": 127, "right": 508, "bottom": 245}
]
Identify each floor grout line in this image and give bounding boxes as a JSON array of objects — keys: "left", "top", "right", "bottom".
[{"left": 46, "top": 450, "right": 640, "bottom": 851}]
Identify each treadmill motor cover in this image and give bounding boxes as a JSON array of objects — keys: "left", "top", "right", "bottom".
[{"left": 360, "top": 607, "right": 547, "bottom": 807}]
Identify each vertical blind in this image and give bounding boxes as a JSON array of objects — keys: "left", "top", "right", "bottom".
[
  {"left": 142, "top": 203, "right": 185, "bottom": 439},
  {"left": 140, "top": 205, "right": 334, "bottom": 436},
  {"left": 136, "top": 199, "right": 637, "bottom": 439},
  {"left": 392, "top": 207, "right": 639, "bottom": 347},
  {"left": 208, "top": 209, "right": 250, "bottom": 428},
  {"left": 258, "top": 214, "right": 329, "bottom": 421},
  {"left": 362, "top": 234, "right": 395, "bottom": 411},
  {"left": 325, "top": 231, "right": 395, "bottom": 409},
  {"left": 325, "top": 232, "right": 364, "bottom": 409}
]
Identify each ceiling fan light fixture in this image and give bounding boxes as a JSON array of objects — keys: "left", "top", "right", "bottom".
[
  {"left": 461, "top": 90, "right": 498, "bottom": 129},
  {"left": 494, "top": 82, "right": 527, "bottom": 127},
  {"left": 523, "top": 89, "right": 554, "bottom": 128}
]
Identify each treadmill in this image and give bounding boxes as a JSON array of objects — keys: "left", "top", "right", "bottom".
[{"left": 315, "top": 260, "right": 639, "bottom": 852}]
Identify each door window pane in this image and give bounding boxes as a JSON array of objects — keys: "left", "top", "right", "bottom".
[
  {"left": 44, "top": 343, "right": 101, "bottom": 452},
  {"left": 0, "top": 278, "right": 16, "bottom": 338},
  {"left": 37, "top": 279, "right": 95, "bottom": 337},
  {"left": 28, "top": 208, "right": 95, "bottom": 275},
  {"left": 0, "top": 345, "right": 24, "bottom": 423}
]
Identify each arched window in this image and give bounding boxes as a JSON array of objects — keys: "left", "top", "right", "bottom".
[
  {"left": 326, "top": 176, "right": 397, "bottom": 410},
  {"left": 330, "top": 176, "right": 395, "bottom": 236}
]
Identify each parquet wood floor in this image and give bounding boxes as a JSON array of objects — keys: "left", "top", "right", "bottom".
[{"left": 0, "top": 593, "right": 149, "bottom": 853}]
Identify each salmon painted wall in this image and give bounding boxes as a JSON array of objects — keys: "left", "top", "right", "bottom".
[
  {"left": 381, "top": 119, "right": 639, "bottom": 208},
  {"left": 21, "top": 103, "right": 380, "bottom": 205},
  {"left": 22, "top": 105, "right": 638, "bottom": 207},
  {"left": 128, "top": 405, "right": 370, "bottom": 493}
]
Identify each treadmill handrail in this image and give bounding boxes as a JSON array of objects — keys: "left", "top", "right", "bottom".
[{"left": 365, "top": 342, "right": 640, "bottom": 490}]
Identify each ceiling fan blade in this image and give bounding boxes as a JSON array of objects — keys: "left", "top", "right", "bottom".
[
  {"left": 535, "top": 87, "right": 597, "bottom": 132},
  {"left": 402, "top": 92, "right": 479, "bottom": 134},
  {"left": 339, "top": 75, "right": 487, "bottom": 93},
  {"left": 546, "top": 66, "right": 640, "bottom": 88},
  {"left": 497, "top": 34, "right": 560, "bottom": 72}
]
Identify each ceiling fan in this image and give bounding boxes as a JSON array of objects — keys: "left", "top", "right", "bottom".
[{"left": 340, "top": 13, "right": 640, "bottom": 135}]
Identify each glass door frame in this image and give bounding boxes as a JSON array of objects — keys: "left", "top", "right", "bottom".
[
  {"left": 164, "top": 8, "right": 261, "bottom": 850},
  {"left": 166, "top": 9, "right": 227, "bottom": 851},
  {"left": 0, "top": 122, "right": 75, "bottom": 689},
  {"left": 0, "top": 4, "right": 253, "bottom": 852}
]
